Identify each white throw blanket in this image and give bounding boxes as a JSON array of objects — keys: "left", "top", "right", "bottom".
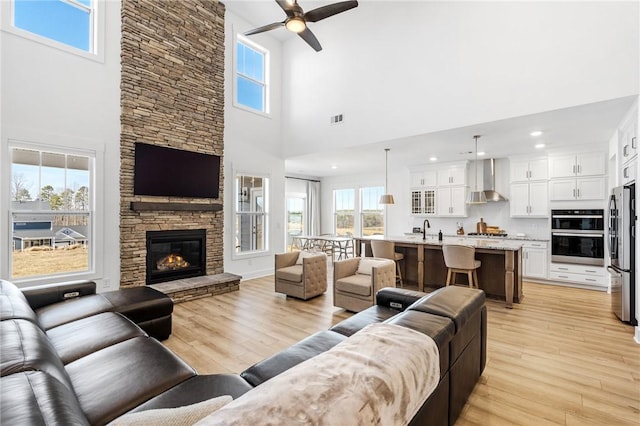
[{"left": 197, "top": 323, "right": 440, "bottom": 426}]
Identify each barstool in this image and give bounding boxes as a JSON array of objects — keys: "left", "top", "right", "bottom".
[
  {"left": 442, "top": 244, "right": 481, "bottom": 288},
  {"left": 370, "top": 240, "right": 404, "bottom": 287}
]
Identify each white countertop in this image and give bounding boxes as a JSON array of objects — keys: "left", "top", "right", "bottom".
[{"left": 361, "top": 235, "right": 524, "bottom": 251}]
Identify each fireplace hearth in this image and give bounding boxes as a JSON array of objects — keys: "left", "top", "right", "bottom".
[{"left": 146, "top": 229, "right": 206, "bottom": 284}]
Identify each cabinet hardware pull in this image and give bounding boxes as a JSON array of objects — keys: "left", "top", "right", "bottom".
[
  {"left": 585, "top": 270, "right": 596, "bottom": 273},
  {"left": 585, "top": 278, "right": 596, "bottom": 282},
  {"left": 559, "top": 275, "right": 569, "bottom": 279},
  {"left": 578, "top": 164, "right": 581, "bottom": 174},
  {"left": 572, "top": 165, "right": 576, "bottom": 174},
  {"left": 633, "top": 137, "right": 637, "bottom": 149},
  {"left": 624, "top": 168, "right": 629, "bottom": 178},
  {"left": 559, "top": 267, "right": 569, "bottom": 271},
  {"left": 624, "top": 145, "right": 629, "bottom": 156}
]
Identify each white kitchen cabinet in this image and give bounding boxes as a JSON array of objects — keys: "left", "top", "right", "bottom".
[
  {"left": 549, "top": 152, "right": 605, "bottom": 178},
  {"left": 437, "top": 186, "right": 467, "bottom": 216},
  {"left": 510, "top": 157, "right": 548, "bottom": 182},
  {"left": 410, "top": 170, "right": 437, "bottom": 187},
  {"left": 622, "top": 158, "right": 637, "bottom": 185},
  {"left": 549, "top": 263, "right": 607, "bottom": 289},
  {"left": 620, "top": 116, "right": 638, "bottom": 163},
  {"left": 522, "top": 241, "right": 548, "bottom": 279},
  {"left": 437, "top": 164, "right": 466, "bottom": 186},
  {"left": 410, "top": 188, "right": 436, "bottom": 215},
  {"left": 549, "top": 176, "right": 606, "bottom": 201},
  {"left": 510, "top": 181, "right": 548, "bottom": 217}
]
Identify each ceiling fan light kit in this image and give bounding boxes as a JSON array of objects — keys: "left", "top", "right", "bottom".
[{"left": 244, "top": 0, "right": 359, "bottom": 52}]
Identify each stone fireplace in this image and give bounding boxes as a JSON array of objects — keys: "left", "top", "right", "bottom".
[
  {"left": 146, "top": 230, "right": 206, "bottom": 285},
  {"left": 119, "top": 0, "right": 230, "bottom": 298}
]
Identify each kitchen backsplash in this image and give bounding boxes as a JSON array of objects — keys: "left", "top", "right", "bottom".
[{"left": 406, "top": 200, "right": 549, "bottom": 238}]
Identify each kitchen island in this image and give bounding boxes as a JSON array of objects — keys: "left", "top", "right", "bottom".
[{"left": 354, "top": 235, "right": 523, "bottom": 308}]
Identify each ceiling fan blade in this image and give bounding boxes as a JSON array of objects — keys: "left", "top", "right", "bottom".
[
  {"left": 275, "top": 0, "right": 296, "bottom": 17},
  {"left": 298, "top": 27, "right": 322, "bottom": 52},
  {"left": 304, "top": 1, "right": 358, "bottom": 23},
  {"left": 244, "top": 21, "right": 284, "bottom": 36}
]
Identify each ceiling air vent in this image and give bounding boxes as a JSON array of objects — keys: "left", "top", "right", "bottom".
[{"left": 330, "top": 114, "right": 344, "bottom": 125}]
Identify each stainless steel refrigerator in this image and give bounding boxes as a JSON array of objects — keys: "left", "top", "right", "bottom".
[{"left": 607, "top": 184, "right": 636, "bottom": 324}]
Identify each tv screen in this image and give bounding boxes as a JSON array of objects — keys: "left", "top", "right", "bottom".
[{"left": 134, "top": 143, "right": 220, "bottom": 199}]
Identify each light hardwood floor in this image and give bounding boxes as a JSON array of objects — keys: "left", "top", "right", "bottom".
[{"left": 164, "top": 278, "right": 640, "bottom": 425}]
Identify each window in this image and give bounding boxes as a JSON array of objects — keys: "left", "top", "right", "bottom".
[
  {"left": 235, "top": 174, "right": 269, "bottom": 255},
  {"left": 286, "top": 196, "right": 305, "bottom": 251},
  {"left": 360, "top": 187, "right": 384, "bottom": 236},
  {"left": 334, "top": 189, "right": 355, "bottom": 236},
  {"left": 10, "top": 146, "right": 93, "bottom": 279},
  {"left": 12, "top": 0, "right": 96, "bottom": 53},
  {"left": 236, "top": 35, "right": 268, "bottom": 113}
]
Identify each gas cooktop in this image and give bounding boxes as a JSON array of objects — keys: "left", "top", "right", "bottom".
[{"left": 467, "top": 232, "right": 508, "bottom": 237}]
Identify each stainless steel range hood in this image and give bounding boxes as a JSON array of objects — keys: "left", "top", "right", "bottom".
[{"left": 481, "top": 159, "right": 508, "bottom": 202}]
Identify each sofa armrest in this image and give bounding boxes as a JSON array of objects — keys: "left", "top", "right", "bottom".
[
  {"left": 376, "top": 288, "right": 427, "bottom": 311},
  {"left": 275, "top": 252, "right": 299, "bottom": 270},
  {"left": 333, "top": 258, "right": 360, "bottom": 281},
  {"left": 22, "top": 280, "right": 97, "bottom": 310}
]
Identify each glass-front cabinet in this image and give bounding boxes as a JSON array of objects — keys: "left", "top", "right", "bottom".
[{"left": 411, "top": 189, "right": 436, "bottom": 215}]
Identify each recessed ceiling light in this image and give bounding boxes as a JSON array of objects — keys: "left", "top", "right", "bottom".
[
  {"left": 429, "top": 157, "right": 437, "bottom": 161},
  {"left": 330, "top": 165, "right": 338, "bottom": 169},
  {"left": 530, "top": 131, "right": 543, "bottom": 137},
  {"left": 535, "top": 143, "right": 545, "bottom": 149},
  {"left": 477, "top": 151, "right": 486, "bottom": 156}
]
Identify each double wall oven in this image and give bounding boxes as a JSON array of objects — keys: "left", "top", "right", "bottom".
[{"left": 551, "top": 209, "right": 605, "bottom": 266}]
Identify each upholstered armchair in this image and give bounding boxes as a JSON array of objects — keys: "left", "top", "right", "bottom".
[
  {"left": 275, "top": 251, "right": 328, "bottom": 300},
  {"left": 333, "top": 257, "right": 395, "bottom": 312}
]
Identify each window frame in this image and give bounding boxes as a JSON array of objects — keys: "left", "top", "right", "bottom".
[
  {"left": 232, "top": 171, "right": 270, "bottom": 259},
  {"left": 333, "top": 188, "right": 356, "bottom": 236},
  {"left": 7, "top": 141, "right": 98, "bottom": 283},
  {"left": 0, "top": 0, "right": 104, "bottom": 62},
  {"left": 233, "top": 33, "right": 270, "bottom": 116},
  {"left": 359, "top": 186, "right": 385, "bottom": 237}
]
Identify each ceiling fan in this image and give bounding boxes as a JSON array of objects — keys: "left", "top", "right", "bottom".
[{"left": 244, "top": 0, "right": 359, "bottom": 52}]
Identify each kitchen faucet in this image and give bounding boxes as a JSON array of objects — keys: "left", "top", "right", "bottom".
[{"left": 423, "top": 219, "right": 431, "bottom": 240}]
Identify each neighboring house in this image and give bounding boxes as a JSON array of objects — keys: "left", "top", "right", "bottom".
[{"left": 12, "top": 219, "right": 87, "bottom": 251}]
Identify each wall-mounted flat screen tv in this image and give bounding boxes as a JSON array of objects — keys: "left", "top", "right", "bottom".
[{"left": 134, "top": 143, "right": 221, "bottom": 199}]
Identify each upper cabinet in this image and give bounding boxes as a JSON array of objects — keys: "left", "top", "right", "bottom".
[
  {"left": 437, "top": 164, "right": 466, "bottom": 186},
  {"left": 410, "top": 170, "right": 437, "bottom": 188},
  {"left": 619, "top": 106, "right": 638, "bottom": 166},
  {"left": 510, "top": 157, "right": 548, "bottom": 182},
  {"left": 549, "top": 152, "right": 605, "bottom": 178},
  {"left": 548, "top": 151, "right": 606, "bottom": 201},
  {"left": 409, "top": 161, "right": 468, "bottom": 217}
]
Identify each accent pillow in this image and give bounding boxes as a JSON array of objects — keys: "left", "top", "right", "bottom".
[
  {"left": 109, "top": 395, "right": 233, "bottom": 426},
  {"left": 357, "top": 258, "right": 392, "bottom": 275},
  {"left": 295, "top": 250, "right": 325, "bottom": 265}
]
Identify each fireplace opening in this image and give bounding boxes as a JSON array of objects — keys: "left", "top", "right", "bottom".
[{"left": 146, "top": 229, "right": 206, "bottom": 284}]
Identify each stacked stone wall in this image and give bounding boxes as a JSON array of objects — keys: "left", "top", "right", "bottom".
[{"left": 120, "top": 0, "right": 225, "bottom": 287}]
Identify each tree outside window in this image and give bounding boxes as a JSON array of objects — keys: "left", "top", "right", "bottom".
[
  {"left": 334, "top": 189, "right": 355, "bottom": 236},
  {"left": 361, "top": 187, "right": 384, "bottom": 236}
]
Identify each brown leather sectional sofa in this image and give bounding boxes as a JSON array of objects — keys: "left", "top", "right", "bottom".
[{"left": 1, "top": 278, "right": 486, "bottom": 425}]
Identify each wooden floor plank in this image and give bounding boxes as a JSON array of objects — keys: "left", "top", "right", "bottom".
[{"left": 164, "top": 277, "right": 640, "bottom": 425}]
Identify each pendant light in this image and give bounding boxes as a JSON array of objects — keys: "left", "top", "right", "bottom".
[
  {"left": 467, "top": 135, "right": 487, "bottom": 204},
  {"left": 379, "top": 148, "right": 395, "bottom": 205}
]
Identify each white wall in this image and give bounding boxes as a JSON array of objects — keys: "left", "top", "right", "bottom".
[
  {"left": 223, "top": 10, "right": 286, "bottom": 279},
  {"left": 0, "top": 1, "right": 121, "bottom": 291},
  {"left": 281, "top": 1, "right": 639, "bottom": 158}
]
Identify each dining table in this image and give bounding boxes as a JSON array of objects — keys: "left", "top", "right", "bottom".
[{"left": 291, "top": 235, "right": 355, "bottom": 260}]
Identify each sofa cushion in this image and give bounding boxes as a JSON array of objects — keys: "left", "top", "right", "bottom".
[
  {"left": 335, "top": 274, "right": 372, "bottom": 297},
  {"left": 110, "top": 395, "right": 232, "bottom": 426},
  {"left": 275, "top": 265, "right": 303, "bottom": 283},
  {"left": 1, "top": 371, "right": 89, "bottom": 426},
  {"left": 47, "top": 312, "right": 146, "bottom": 364},
  {"left": 407, "top": 286, "right": 485, "bottom": 332},
  {"left": 295, "top": 250, "right": 324, "bottom": 265},
  {"left": 330, "top": 305, "right": 398, "bottom": 337},
  {"left": 0, "top": 319, "right": 74, "bottom": 390},
  {"left": 129, "top": 374, "right": 253, "bottom": 412},
  {"left": 356, "top": 258, "right": 393, "bottom": 275},
  {"left": 240, "top": 330, "right": 346, "bottom": 387},
  {"left": 36, "top": 294, "right": 113, "bottom": 330},
  {"left": 66, "top": 336, "right": 196, "bottom": 425}
]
